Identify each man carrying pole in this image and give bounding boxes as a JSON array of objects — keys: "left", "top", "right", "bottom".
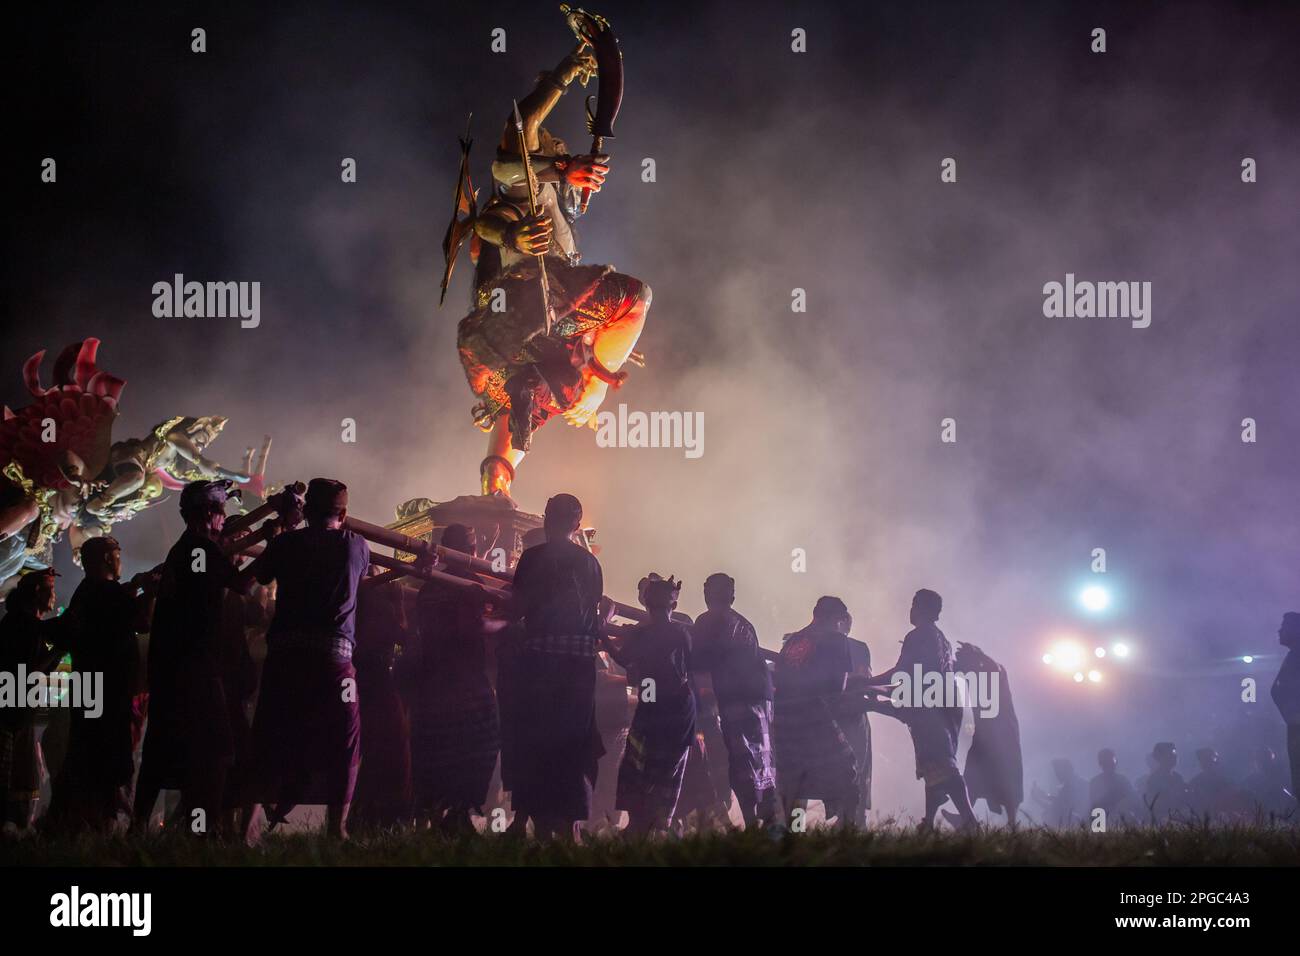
[
  {"left": 246, "top": 478, "right": 370, "bottom": 839},
  {"left": 498, "top": 493, "right": 605, "bottom": 840}
]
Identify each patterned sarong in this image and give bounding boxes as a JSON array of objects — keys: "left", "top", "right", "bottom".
[
  {"left": 773, "top": 697, "right": 857, "bottom": 807},
  {"left": 410, "top": 689, "right": 500, "bottom": 813},
  {"left": 719, "top": 699, "right": 778, "bottom": 810},
  {"left": 251, "top": 647, "right": 360, "bottom": 806},
  {"left": 906, "top": 708, "right": 961, "bottom": 785},
  {"left": 616, "top": 691, "right": 695, "bottom": 822},
  {"left": 509, "top": 650, "right": 602, "bottom": 822}
]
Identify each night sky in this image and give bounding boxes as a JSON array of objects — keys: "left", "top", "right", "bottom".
[{"left": 7, "top": 0, "right": 1299, "bottom": 816}]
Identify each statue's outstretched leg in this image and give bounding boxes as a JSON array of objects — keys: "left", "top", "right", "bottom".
[
  {"left": 475, "top": 279, "right": 651, "bottom": 497},
  {"left": 561, "top": 281, "right": 651, "bottom": 427}
]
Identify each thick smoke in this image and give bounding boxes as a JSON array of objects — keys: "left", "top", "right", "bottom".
[{"left": 6, "top": 0, "right": 1298, "bottom": 819}]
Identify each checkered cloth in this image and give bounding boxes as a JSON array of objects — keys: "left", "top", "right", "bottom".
[
  {"left": 774, "top": 696, "right": 857, "bottom": 805},
  {"left": 410, "top": 691, "right": 501, "bottom": 813},
  {"left": 268, "top": 630, "right": 353, "bottom": 662},
  {"left": 617, "top": 724, "right": 692, "bottom": 821},
  {"left": 521, "top": 633, "right": 597, "bottom": 658},
  {"left": 906, "top": 708, "right": 962, "bottom": 784},
  {"left": 719, "top": 699, "right": 778, "bottom": 805},
  {"left": 509, "top": 651, "right": 603, "bottom": 821}
]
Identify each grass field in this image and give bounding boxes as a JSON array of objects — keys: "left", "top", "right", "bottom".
[{"left": 4, "top": 821, "right": 1299, "bottom": 866}]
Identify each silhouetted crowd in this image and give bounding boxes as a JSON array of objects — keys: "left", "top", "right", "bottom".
[
  {"left": 2, "top": 480, "right": 1297, "bottom": 840},
  {"left": 1031, "top": 742, "right": 1295, "bottom": 827}
]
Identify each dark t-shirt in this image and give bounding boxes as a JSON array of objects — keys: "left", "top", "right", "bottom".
[
  {"left": 255, "top": 526, "right": 370, "bottom": 647},
  {"left": 691, "top": 607, "right": 773, "bottom": 704},
  {"left": 775, "top": 625, "right": 851, "bottom": 704},
  {"left": 897, "top": 622, "right": 953, "bottom": 675},
  {"left": 65, "top": 578, "right": 139, "bottom": 710},
  {"left": 895, "top": 622, "right": 961, "bottom": 739},
  {"left": 617, "top": 620, "right": 693, "bottom": 701},
  {"left": 511, "top": 539, "right": 603, "bottom": 646},
  {"left": 0, "top": 610, "right": 75, "bottom": 732}
]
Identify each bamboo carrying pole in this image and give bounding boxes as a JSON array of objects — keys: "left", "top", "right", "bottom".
[
  {"left": 223, "top": 481, "right": 306, "bottom": 543},
  {"left": 343, "top": 515, "right": 647, "bottom": 623},
  {"left": 225, "top": 497, "right": 653, "bottom": 626},
  {"left": 359, "top": 567, "right": 408, "bottom": 590},
  {"left": 343, "top": 516, "right": 512, "bottom": 585},
  {"left": 366, "top": 551, "right": 510, "bottom": 601},
  {"left": 233, "top": 502, "right": 777, "bottom": 658}
]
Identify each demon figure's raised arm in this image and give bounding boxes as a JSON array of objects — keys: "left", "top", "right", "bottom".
[{"left": 83, "top": 415, "right": 254, "bottom": 519}]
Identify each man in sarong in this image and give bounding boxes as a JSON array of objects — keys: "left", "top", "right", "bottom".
[
  {"left": 248, "top": 478, "right": 370, "bottom": 839},
  {"left": 773, "top": 596, "right": 859, "bottom": 828},
  {"left": 626, "top": 575, "right": 726, "bottom": 831},
  {"left": 869, "top": 589, "right": 977, "bottom": 831},
  {"left": 46, "top": 537, "right": 153, "bottom": 831},
  {"left": 606, "top": 577, "right": 695, "bottom": 835},
  {"left": 132, "top": 481, "right": 249, "bottom": 836},
  {"left": 690, "top": 573, "right": 778, "bottom": 829},
  {"left": 406, "top": 524, "right": 500, "bottom": 835},
  {"left": 455, "top": 40, "right": 651, "bottom": 497},
  {"left": 503, "top": 493, "right": 604, "bottom": 839}
]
